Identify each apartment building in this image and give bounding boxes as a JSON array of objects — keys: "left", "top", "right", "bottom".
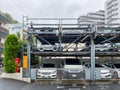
[
  {"left": 0, "top": 14, "right": 9, "bottom": 60},
  {"left": 78, "top": 10, "right": 105, "bottom": 26},
  {"left": 105, "top": 0, "right": 120, "bottom": 24},
  {"left": 7, "top": 23, "right": 23, "bottom": 40}
]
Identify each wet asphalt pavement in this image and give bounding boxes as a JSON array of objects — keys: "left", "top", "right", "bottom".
[
  {"left": 0, "top": 78, "right": 120, "bottom": 90},
  {"left": 0, "top": 78, "right": 57, "bottom": 90}
]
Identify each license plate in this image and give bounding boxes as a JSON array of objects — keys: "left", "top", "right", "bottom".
[
  {"left": 72, "top": 74, "right": 77, "bottom": 77},
  {"left": 44, "top": 75, "right": 49, "bottom": 78}
]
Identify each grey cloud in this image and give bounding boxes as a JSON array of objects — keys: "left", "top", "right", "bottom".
[{"left": 0, "top": 0, "right": 106, "bottom": 22}]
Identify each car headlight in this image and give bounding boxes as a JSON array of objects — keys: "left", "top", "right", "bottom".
[
  {"left": 52, "top": 71, "right": 57, "bottom": 74},
  {"left": 37, "top": 71, "right": 42, "bottom": 74}
]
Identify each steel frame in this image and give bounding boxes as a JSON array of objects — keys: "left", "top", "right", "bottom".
[{"left": 23, "top": 17, "right": 120, "bottom": 81}]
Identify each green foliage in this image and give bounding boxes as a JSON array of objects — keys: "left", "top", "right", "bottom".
[
  {"left": 31, "top": 55, "right": 39, "bottom": 65},
  {"left": 4, "top": 34, "right": 20, "bottom": 73},
  {"left": 16, "top": 32, "right": 23, "bottom": 59},
  {"left": 3, "top": 13, "right": 18, "bottom": 23},
  {"left": 0, "top": 10, "right": 18, "bottom": 23}
]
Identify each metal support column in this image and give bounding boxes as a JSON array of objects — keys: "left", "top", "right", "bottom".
[
  {"left": 111, "top": 44, "right": 114, "bottom": 64},
  {"left": 75, "top": 43, "right": 77, "bottom": 51},
  {"left": 28, "top": 36, "right": 31, "bottom": 78},
  {"left": 58, "top": 19, "right": 62, "bottom": 51},
  {"left": 90, "top": 36, "right": 95, "bottom": 80},
  {"left": 35, "top": 37, "right": 37, "bottom": 51}
]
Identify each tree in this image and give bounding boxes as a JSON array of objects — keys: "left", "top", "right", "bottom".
[
  {"left": 0, "top": 10, "right": 18, "bottom": 23},
  {"left": 3, "top": 34, "right": 20, "bottom": 73},
  {"left": 16, "top": 32, "right": 23, "bottom": 63},
  {"left": 3, "top": 13, "right": 18, "bottom": 23}
]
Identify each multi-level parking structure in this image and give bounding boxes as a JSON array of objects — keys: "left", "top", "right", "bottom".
[{"left": 23, "top": 17, "right": 120, "bottom": 81}]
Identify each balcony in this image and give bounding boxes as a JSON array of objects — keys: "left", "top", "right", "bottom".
[
  {"left": 0, "top": 47, "right": 4, "bottom": 53},
  {"left": 0, "top": 26, "right": 9, "bottom": 37},
  {"left": 0, "top": 43, "right": 4, "bottom": 47}
]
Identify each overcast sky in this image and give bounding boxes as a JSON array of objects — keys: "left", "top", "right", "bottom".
[{"left": 0, "top": 0, "right": 106, "bottom": 22}]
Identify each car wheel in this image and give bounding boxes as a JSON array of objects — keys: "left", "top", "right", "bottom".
[{"left": 113, "top": 72, "right": 118, "bottom": 79}]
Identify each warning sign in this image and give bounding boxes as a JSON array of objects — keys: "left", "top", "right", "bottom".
[{"left": 23, "top": 56, "right": 28, "bottom": 69}]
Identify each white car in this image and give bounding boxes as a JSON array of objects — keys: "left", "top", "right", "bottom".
[
  {"left": 37, "top": 63, "right": 57, "bottom": 79},
  {"left": 85, "top": 64, "right": 111, "bottom": 79},
  {"left": 103, "top": 63, "right": 120, "bottom": 79},
  {"left": 100, "top": 69, "right": 112, "bottom": 79},
  {"left": 39, "top": 45, "right": 58, "bottom": 51},
  {"left": 62, "top": 59, "right": 83, "bottom": 78},
  {"left": 95, "top": 44, "right": 109, "bottom": 51}
]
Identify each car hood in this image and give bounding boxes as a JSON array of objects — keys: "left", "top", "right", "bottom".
[
  {"left": 100, "top": 69, "right": 110, "bottom": 73},
  {"left": 64, "top": 65, "right": 83, "bottom": 69},
  {"left": 38, "top": 68, "right": 56, "bottom": 73}
]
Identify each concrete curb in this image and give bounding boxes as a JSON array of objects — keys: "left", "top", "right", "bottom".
[{"left": 0, "top": 73, "right": 31, "bottom": 83}]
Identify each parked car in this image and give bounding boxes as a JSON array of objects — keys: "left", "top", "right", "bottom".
[
  {"left": 81, "top": 44, "right": 110, "bottom": 51},
  {"left": 85, "top": 63, "right": 111, "bottom": 79},
  {"left": 95, "top": 44, "right": 110, "bottom": 51},
  {"left": 102, "top": 63, "right": 120, "bottom": 79},
  {"left": 62, "top": 58, "right": 83, "bottom": 79},
  {"left": 37, "top": 63, "right": 57, "bottom": 79},
  {"left": 39, "top": 44, "right": 58, "bottom": 51}
]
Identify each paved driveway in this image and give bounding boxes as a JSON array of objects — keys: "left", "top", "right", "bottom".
[
  {"left": 0, "top": 79, "right": 56, "bottom": 90},
  {"left": 0, "top": 78, "right": 120, "bottom": 90}
]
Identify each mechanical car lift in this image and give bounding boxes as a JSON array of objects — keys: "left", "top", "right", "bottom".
[{"left": 22, "top": 16, "right": 120, "bottom": 81}]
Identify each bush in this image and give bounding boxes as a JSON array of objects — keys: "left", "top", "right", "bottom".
[
  {"left": 31, "top": 55, "right": 39, "bottom": 65},
  {"left": 3, "top": 34, "right": 20, "bottom": 73}
]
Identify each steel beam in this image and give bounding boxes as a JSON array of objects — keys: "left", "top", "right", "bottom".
[
  {"left": 36, "top": 35, "right": 52, "bottom": 45},
  {"left": 90, "top": 24, "right": 96, "bottom": 81},
  {"left": 101, "top": 36, "right": 120, "bottom": 49},
  {"left": 58, "top": 19, "right": 62, "bottom": 51},
  {"left": 101, "top": 36, "right": 118, "bottom": 43},
  {"left": 90, "top": 36, "right": 95, "bottom": 81},
  {"left": 63, "top": 36, "right": 82, "bottom": 50}
]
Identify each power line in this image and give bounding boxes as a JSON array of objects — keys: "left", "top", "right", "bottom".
[
  {"left": 12, "top": 0, "right": 26, "bottom": 15},
  {"left": 4, "top": 1, "right": 21, "bottom": 20}
]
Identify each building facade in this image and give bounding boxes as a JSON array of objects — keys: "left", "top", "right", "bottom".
[
  {"left": 0, "top": 14, "right": 9, "bottom": 60},
  {"left": 78, "top": 10, "right": 105, "bottom": 26},
  {"left": 7, "top": 23, "right": 23, "bottom": 40},
  {"left": 105, "top": 0, "right": 120, "bottom": 24}
]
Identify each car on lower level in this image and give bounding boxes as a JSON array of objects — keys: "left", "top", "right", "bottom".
[
  {"left": 102, "top": 63, "right": 120, "bottom": 79},
  {"left": 62, "top": 58, "right": 83, "bottom": 79},
  {"left": 85, "top": 63, "right": 112, "bottom": 79},
  {"left": 37, "top": 63, "right": 57, "bottom": 79}
]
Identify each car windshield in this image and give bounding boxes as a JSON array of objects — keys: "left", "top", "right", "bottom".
[
  {"left": 85, "top": 64, "right": 103, "bottom": 68},
  {"left": 66, "top": 59, "right": 81, "bottom": 65},
  {"left": 114, "top": 64, "right": 120, "bottom": 68},
  {"left": 95, "top": 64, "right": 103, "bottom": 68},
  {"left": 42, "top": 63, "right": 55, "bottom": 68}
]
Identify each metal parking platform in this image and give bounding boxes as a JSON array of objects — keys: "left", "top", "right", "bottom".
[
  {"left": 31, "top": 51, "right": 120, "bottom": 57},
  {"left": 22, "top": 17, "right": 120, "bottom": 82}
]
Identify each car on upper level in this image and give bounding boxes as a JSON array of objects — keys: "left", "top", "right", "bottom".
[{"left": 38, "top": 44, "right": 58, "bottom": 51}]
